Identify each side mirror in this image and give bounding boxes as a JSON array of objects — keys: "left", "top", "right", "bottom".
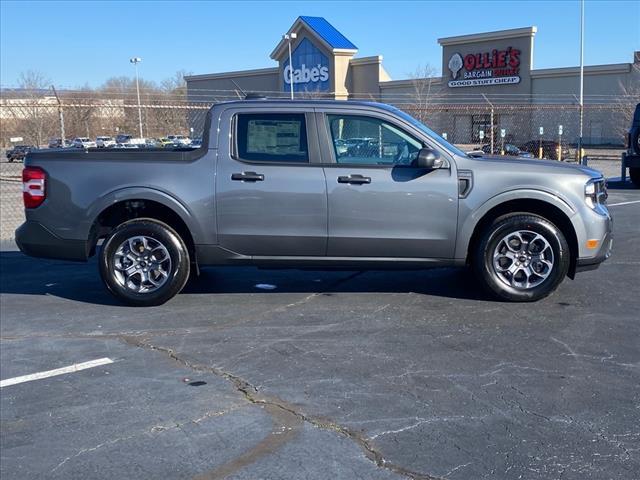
[{"left": 415, "top": 147, "right": 443, "bottom": 169}]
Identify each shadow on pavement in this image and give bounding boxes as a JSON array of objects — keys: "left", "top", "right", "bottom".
[{"left": 0, "top": 251, "right": 489, "bottom": 306}]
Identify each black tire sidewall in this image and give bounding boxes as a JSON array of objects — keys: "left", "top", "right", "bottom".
[
  {"left": 475, "top": 214, "right": 570, "bottom": 302},
  {"left": 99, "top": 219, "right": 190, "bottom": 306}
]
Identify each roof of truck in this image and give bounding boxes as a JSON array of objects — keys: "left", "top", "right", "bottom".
[{"left": 217, "top": 99, "right": 385, "bottom": 108}]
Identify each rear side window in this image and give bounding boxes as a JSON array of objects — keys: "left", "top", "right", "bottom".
[{"left": 236, "top": 113, "right": 308, "bottom": 163}]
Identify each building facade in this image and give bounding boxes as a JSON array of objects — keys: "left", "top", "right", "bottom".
[{"left": 186, "top": 16, "right": 639, "bottom": 146}]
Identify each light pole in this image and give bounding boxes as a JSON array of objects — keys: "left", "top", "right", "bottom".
[
  {"left": 283, "top": 32, "right": 297, "bottom": 100},
  {"left": 130, "top": 57, "right": 144, "bottom": 138},
  {"left": 578, "top": 0, "right": 586, "bottom": 165}
]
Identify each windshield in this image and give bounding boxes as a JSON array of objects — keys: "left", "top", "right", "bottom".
[{"left": 378, "top": 104, "right": 469, "bottom": 158}]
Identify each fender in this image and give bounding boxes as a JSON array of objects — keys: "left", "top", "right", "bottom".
[
  {"left": 86, "top": 186, "right": 209, "bottom": 246},
  {"left": 455, "top": 188, "right": 582, "bottom": 260}
]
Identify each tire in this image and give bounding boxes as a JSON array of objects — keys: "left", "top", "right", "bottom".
[
  {"left": 472, "top": 213, "right": 570, "bottom": 302},
  {"left": 630, "top": 167, "right": 640, "bottom": 188},
  {"left": 99, "top": 218, "right": 190, "bottom": 306}
]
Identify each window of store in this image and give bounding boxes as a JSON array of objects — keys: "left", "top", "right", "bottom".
[{"left": 472, "top": 114, "right": 500, "bottom": 143}]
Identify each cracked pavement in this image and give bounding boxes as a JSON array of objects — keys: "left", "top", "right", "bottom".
[{"left": 1, "top": 186, "right": 639, "bottom": 479}]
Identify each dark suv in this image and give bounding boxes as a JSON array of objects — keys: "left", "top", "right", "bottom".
[
  {"left": 519, "top": 140, "right": 572, "bottom": 161},
  {"left": 6, "top": 145, "right": 35, "bottom": 162},
  {"left": 623, "top": 103, "right": 640, "bottom": 187}
]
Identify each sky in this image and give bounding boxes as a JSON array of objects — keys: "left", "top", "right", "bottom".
[{"left": 1, "top": 0, "right": 639, "bottom": 89}]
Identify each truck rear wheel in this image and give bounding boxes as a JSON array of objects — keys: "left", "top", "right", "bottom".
[
  {"left": 99, "top": 218, "right": 190, "bottom": 306},
  {"left": 472, "top": 213, "right": 570, "bottom": 302},
  {"left": 629, "top": 167, "right": 640, "bottom": 188}
]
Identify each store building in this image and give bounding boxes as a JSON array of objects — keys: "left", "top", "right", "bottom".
[{"left": 186, "top": 16, "right": 639, "bottom": 145}]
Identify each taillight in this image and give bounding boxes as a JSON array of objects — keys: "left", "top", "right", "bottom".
[{"left": 22, "top": 167, "right": 46, "bottom": 208}]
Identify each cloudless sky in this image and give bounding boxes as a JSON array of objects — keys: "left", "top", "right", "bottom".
[{"left": 1, "top": 0, "right": 639, "bottom": 88}]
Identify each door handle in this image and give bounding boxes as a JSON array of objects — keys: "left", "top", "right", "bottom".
[
  {"left": 337, "top": 174, "right": 371, "bottom": 185},
  {"left": 231, "top": 171, "right": 264, "bottom": 182}
]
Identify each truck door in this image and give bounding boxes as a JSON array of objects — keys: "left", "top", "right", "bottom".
[
  {"left": 216, "top": 110, "right": 327, "bottom": 256},
  {"left": 319, "top": 111, "right": 458, "bottom": 259}
]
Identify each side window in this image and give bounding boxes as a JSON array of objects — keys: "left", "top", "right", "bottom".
[
  {"left": 236, "top": 113, "right": 308, "bottom": 163},
  {"left": 327, "top": 115, "right": 422, "bottom": 166}
]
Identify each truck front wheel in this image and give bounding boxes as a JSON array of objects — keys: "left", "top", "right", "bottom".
[
  {"left": 99, "top": 218, "right": 190, "bottom": 306},
  {"left": 472, "top": 213, "right": 570, "bottom": 302}
]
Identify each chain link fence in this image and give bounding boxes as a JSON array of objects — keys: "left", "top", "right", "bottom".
[{"left": 0, "top": 94, "right": 632, "bottom": 242}]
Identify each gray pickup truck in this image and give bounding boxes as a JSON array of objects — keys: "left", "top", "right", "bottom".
[{"left": 17, "top": 99, "right": 612, "bottom": 306}]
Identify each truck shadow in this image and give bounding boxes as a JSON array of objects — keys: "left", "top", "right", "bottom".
[{"left": 0, "top": 251, "right": 489, "bottom": 306}]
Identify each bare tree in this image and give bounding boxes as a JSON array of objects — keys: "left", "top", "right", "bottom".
[
  {"left": 408, "top": 64, "right": 440, "bottom": 124},
  {"left": 63, "top": 85, "right": 97, "bottom": 138},
  {"left": 613, "top": 62, "right": 640, "bottom": 144},
  {"left": 9, "top": 71, "right": 56, "bottom": 146},
  {"left": 160, "top": 70, "right": 191, "bottom": 95}
]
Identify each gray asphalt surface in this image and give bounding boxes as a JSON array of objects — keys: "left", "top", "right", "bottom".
[{"left": 1, "top": 184, "right": 639, "bottom": 480}]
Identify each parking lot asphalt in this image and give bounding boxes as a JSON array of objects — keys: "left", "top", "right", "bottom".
[{"left": 1, "top": 185, "right": 639, "bottom": 480}]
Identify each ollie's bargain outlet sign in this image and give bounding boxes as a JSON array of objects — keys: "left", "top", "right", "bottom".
[{"left": 447, "top": 47, "right": 521, "bottom": 88}]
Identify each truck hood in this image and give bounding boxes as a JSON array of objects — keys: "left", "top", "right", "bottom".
[{"left": 474, "top": 155, "right": 603, "bottom": 179}]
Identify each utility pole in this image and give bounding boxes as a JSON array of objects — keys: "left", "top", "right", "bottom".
[
  {"left": 578, "top": 0, "right": 586, "bottom": 165},
  {"left": 51, "top": 85, "right": 65, "bottom": 146},
  {"left": 130, "top": 57, "right": 144, "bottom": 138}
]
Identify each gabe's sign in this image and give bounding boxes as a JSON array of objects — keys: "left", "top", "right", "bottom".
[
  {"left": 448, "top": 47, "right": 521, "bottom": 88},
  {"left": 283, "top": 38, "right": 330, "bottom": 93}
]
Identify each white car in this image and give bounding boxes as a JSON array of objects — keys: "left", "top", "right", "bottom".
[
  {"left": 72, "top": 137, "right": 97, "bottom": 149},
  {"left": 113, "top": 143, "right": 139, "bottom": 149},
  {"left": 167, "top": 135, "right": 191, "bottom": 146},
  {"left": 96, "top": 136, "right": 116, "bottom": 148},
  {"left": 129, "top": 138, "right": 149, "bottom": 146}
]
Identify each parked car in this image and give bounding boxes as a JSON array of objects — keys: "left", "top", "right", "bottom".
[
  {"left": 622, "top": 102, "right": 640, "bottom": 187},
  {"left": 519, "top": 140, "right": 572, "bottom": 161},
  {"left": 113, "top": 143, "right": 139, "bottom": 149},
  {"left": 17, "top": 99, "right": 612, "bottom": 306},
  {"left": 72, "top": 137, "right": 97, "bottom": 149},
  {"left": 481, "top": 143, "right": 534, "bottom": 158},
  {"left": 6, "top": 145, "right": 35, "bottom": 162},
  {"left": 190, "top": 138, "right": 203, "bottom": 148},
  {"left": 167, "top": 135, "right": 191, "bottom": 145},
  {"left": 156, "top": 138, "right": 177, "bottom": 148},
  {"left": 48, "top": 138, "right": 72, "bottom": 149},
  {"left": 115, "top": 134, "right": 132, "bottom": 144},
  {"left": 128, "top": 138, "right": 149, "bottom": 147},
  {"left": 96, "top": 136, "right": 116, "bottom": 148}
]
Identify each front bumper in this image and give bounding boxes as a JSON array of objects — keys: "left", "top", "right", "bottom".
[
  {"left": 575, "top": 212, "right": 613, "bottom": 273},
  {"left": 15, "top": 221, "right": 88, "bottom": 262}
]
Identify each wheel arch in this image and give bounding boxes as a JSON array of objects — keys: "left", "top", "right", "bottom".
[
  {"left": 88, "top": 189, "right": 202, "bottom": 264},
  {"left": 461, "top": 193, "right": 580, "bottom": 279}
]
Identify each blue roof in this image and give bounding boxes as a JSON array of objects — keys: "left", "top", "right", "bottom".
[{"left": 299, "top": 16, "right": 357, "bottom": 50}]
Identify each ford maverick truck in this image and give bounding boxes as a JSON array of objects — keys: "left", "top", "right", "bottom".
[{"left": 17, "top": 100, "right": 612, "bottom": 306}]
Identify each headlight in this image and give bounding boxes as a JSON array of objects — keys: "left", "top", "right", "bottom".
[{"left": 585, "top": 178, "right": 607, "bottom": 209}]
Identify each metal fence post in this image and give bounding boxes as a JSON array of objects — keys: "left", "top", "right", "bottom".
[{"left": 483, "top": 94, "right": 495, "bottom": 154}]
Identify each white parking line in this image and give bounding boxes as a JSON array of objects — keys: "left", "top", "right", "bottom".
[
  {"left": 608, "top": 200, "right": 640, "bottom": 207},
  {"left": 0, "top": 358, "right": 114, "bottom": 388}
]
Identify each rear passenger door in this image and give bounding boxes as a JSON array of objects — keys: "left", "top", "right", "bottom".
[{"left": 216, "top": 109, "right": 327, "bottom": 256}]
